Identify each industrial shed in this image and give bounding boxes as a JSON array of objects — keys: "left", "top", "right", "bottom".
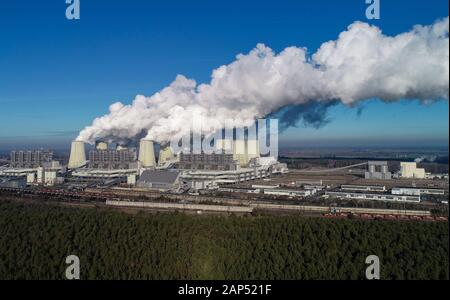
[
  {"left": 0, "top": 177, "right": 27, "bottom": 189},
  {"left": 137, "top": 170, "right": 181, "bottom": 191}
]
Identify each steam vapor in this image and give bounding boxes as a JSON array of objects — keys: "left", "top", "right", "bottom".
[{"left": 77, "top": 17, "right": 449, "bottom": 145}]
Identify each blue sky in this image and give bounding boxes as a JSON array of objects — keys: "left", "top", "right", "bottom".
[{"left": 0, "top": 0, "right": 448, "bottom": 150}]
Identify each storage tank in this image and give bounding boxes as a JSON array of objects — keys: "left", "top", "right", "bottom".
[
  {"left": 68, "top": 141, "right": 87, "bottom": 169},
  {"left": 139, "top": 139, "right": 156, "bottom": 168}
]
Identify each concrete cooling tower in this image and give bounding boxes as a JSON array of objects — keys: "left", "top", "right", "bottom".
[
  {"left": 215, "top": 139, "right": 233, "bottom": 154},
  {"left": 158, "top": 145, "right": 174, "bottom": 165},
  {"left": 139, "top": 139, "right": 156, "bottom": 168},
  {"left": 68, "top": 141, "right": 87, "bottom": 169},
  {"left": 233, "top": 139, "right": 248, "bottom": 167},
  {"left": 247, "top": 139, "right": 261, "bottom": 161},
  {"left": 96, "top": 141, "right": 108, "bottom": 151}
]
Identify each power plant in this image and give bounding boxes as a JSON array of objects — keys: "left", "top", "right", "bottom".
[{"left": 1, "top": 131, "right": 447, "bottom": 214}]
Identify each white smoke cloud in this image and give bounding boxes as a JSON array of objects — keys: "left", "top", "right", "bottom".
[{"left": 77, "top": 17, "right": 449, "bottom": 145}]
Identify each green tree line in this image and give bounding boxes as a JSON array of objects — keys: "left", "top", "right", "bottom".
[{"left": 0, "top": 200, "right": 447, "bottom": 280}]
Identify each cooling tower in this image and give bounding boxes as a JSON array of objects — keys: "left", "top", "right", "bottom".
[
  {"left": 215, "top": 139, "right": 233, "bottom": 154},
  {"left": 158, "top": 145, "right": 174, "bottom": 165},
  {"left": 139, "top": 139, "right": 156, "bottom": 168},
  {"left": 247, "top": 139, "right": 261, "bottom": 160},
  {"left": 68, "top": 141, "right": 87, "bottom": 169},
  {"left": 233, "top": 139, "right": 249, "bottom": 167},
  {"left": 96, "top": 141, "right": 108, "bottom": 150}
]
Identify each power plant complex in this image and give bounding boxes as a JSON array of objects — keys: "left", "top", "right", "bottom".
[
  {"left": 0, "top": 136, "right": 288, "bottom": 193},
  {"left": 0, "top": 135, "right": 447, "bottom": 213}
]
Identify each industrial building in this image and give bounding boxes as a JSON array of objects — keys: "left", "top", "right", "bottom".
[
  {"left": 0, "top": 177, "right": 26, "bottom": 189},
  {"left": 296, "top": 179, "right": 323, "bottom": 187},
  {"left": 264, "top": 189, "right": 316, "bottom": 198},
  {"left": 88, "top": 149, "right": 138, "bottom": 170},
  {"left": 0, "top": 150, "right": 64, "bottom": 186},
  {"left": 136, "top": 170, "right": 182, "bottom": 192},
  {"left": 10, "top": 150, "right": 53, "bottom": 168},
  {"left": 341, "top": 185, "right": 387, "bottom": 192},
  {"left": 326, "top": 191, "right": 421, "bottom": 203},
  {"left": 60, "top": 135, "right": 287, "bottom": 191},
  {"left": 181, "top": 167, "right": 272, "bottom": 190},
  {"left": 71, "top": 168, "right": 138, "bottom": 185},
  {"left": 365, "top": 161, "right": 392, "bottom": 180},
  {"left": 177, "top": 152, "right": 239, "bottom": 171},
  {"left": 392, "top": 187, "right": 445, "bottom": 196},
  {"left": 400, "top": 162, "right": 426, "bottom": 179}
]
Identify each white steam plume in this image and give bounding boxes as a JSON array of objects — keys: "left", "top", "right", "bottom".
[{"left": 77, "top": 17, "right": 449, "bottom": 144}]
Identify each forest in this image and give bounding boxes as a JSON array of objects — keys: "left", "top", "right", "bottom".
[{"left": 0, "top": 199, "right": 448, "bottom": 280}]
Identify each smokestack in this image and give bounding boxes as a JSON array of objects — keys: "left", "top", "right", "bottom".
[
  {"left": 158, "top": 145, "right": 174, "bottom": 165},
  {"left": 68, "top": 141, "right": 86, "bottom": 169},
  {"left": 96, "top": 141, "right": 108, "bottom": 151},
  {"left": 139, "top": 139, "right": 156, "bottom": 168}
]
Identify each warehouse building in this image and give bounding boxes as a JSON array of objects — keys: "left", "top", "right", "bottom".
[
  {"left": 0, "top": 177, "right": 27, "bottom": 189},
  {"left": 264, "top": 189, "right": 315, "bottom": 198},
  {"left": 392, "top": 187, "right": 445, "bottom": 196},
  {"left": 137, "top": 170, "right": 182, "bottom": 192},
  {"left": 341, "top": 185, "right": 387, "bottom": 192},
  {"left": 326, "top": 191, "right": 421, "bottom": 203},
  {"left": 182, "top": 167, "right": 272, "bottom": 190},
  {"left": 400, "top": 162, "right": 426, "bottom": 179}
]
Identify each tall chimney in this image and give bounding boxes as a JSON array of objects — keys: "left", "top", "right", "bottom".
[
  {"left": 68, "top": 141, "right": 86, "bottom": 169},
  {"left": 158, "top": 145, "right": 174, "bottom": 165},
  {"left": 139, "top": 139, "right": 156, "bottom": 168}
]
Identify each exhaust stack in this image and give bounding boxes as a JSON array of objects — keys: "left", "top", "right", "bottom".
[
  {"left": 139, "top": 139, "right": 156, "bottom": 168},
  {"left": 68, "top": 141, "right": 87, "bottom": 169}
]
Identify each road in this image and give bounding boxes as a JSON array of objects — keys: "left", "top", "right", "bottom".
[{"left": 295, "top": 162, "right": 369, "bottom": 174}]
